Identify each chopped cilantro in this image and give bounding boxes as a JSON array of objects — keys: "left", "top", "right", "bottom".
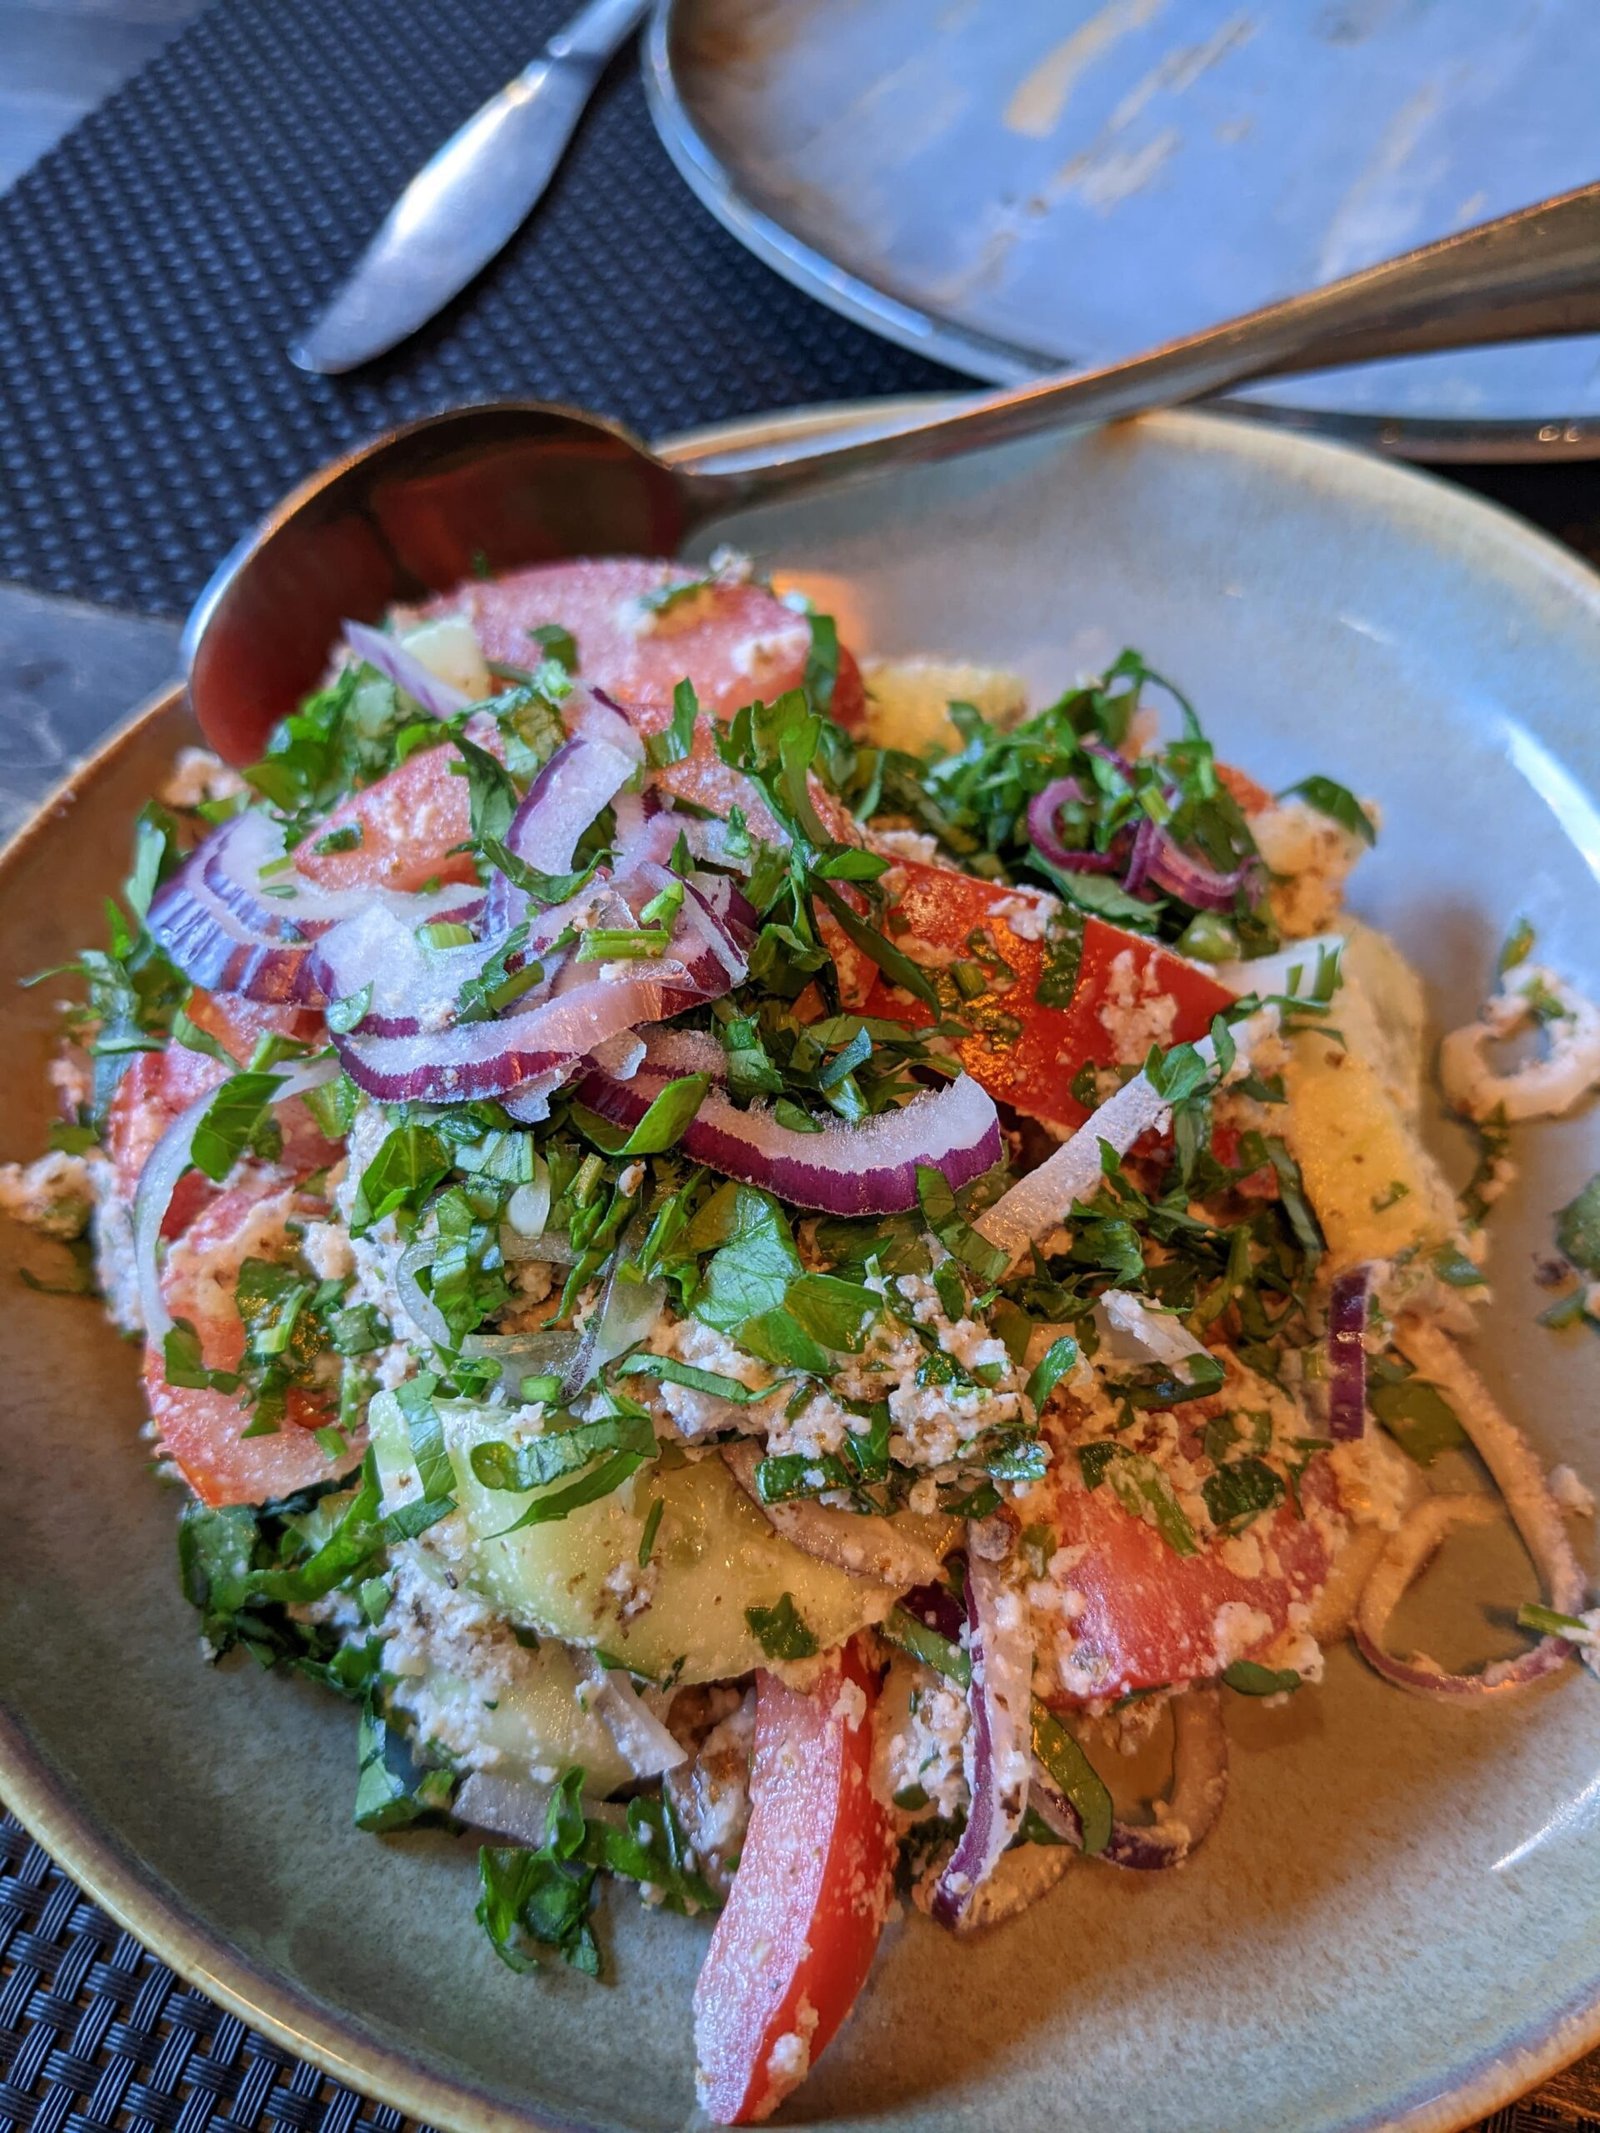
[{"left": 745, "top": 1591, "right": 819, "bottom": 1661}]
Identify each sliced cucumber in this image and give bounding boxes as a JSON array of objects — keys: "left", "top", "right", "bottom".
[{"left": 369, "top": 1393, "right": 897, "bottom": 1684}]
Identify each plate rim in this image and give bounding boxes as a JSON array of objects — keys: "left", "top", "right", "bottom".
[
  {"left": 641, "top": 0, "right": 1600, "bottom": 467},
  {"left": 5, "top": 400, "right": 1600, "bottom": 2133}
]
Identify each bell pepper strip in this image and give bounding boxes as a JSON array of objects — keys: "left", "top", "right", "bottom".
[
  {"left": 865, "top": 859, "right": 1237, "bottom": 1132},
  {"left": 692, "top": 1638, "right": 895, "bottom": 2125}
]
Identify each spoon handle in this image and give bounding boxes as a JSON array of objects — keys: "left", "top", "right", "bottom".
[{"left": 693, "top": 181, "right": 1600, "bottom": 509}]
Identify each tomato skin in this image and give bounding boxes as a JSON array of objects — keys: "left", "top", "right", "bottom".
[
  {"left": 143, "top": 1183, "right": 350, "bottom": 1507},
  {"left": 292, "top": 742, "right": 479, "bottom": 894},
  {"left": 867, "top": 861, "right": 1237, "bottom": 1131},
  {"left": 424, "top": 559, "right": 821, "bottom": 721},
  {"left": 693, "top": 1640, "right": 894, "bottom": 2126},
  {"left": 1216, "top": 762, "right": 1273, "bottom": 815},
  {"left": 105, "top": 995, "right": 329, "bottom": 1229},
  {"left": 1031, "top": 1466, "right": 1336, "bottom": 1706}
]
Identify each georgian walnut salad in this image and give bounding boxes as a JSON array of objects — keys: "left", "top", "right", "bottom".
[{"left": 7, "top": 556, "right": 1600, "bottom": 2125}]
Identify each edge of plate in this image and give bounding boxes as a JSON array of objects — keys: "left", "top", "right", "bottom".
[
  {"left": 6, "top": 406, "right": 1600, "bottom": 2133},
  {"left": 640, "top": 0, "right": 1600, "bottom": 466}
]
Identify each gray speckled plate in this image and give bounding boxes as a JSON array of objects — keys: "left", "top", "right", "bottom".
[
  {"left": 646, "top": 0, "right": 1600, "bottom": 462},
  {"left": 3, "top": 405, "right": 1600, "bottom": 2133}
]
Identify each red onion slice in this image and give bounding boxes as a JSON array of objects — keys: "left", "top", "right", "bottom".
[
  {"left": 932, "top": 1521, "right": 1033, "bottom": 1927},
  {"left": 1352, "top": 1496, "right": 1572, "bottom": 1696},
  {"left": 343, "top": 619, "right": 471, "bottom": 719},
  {"left": 587, "top": 1666, "right": 686, "bottom": 1778},
  {"left": 571, "top": 686, "right": 647, "bottom": 761},
  {"left": 503, "top": 1064, "right": 580, "bottom": 1124},
  {"left": 977, "top": 1008, "right": 1274, "bottom": 1264},
  {"left": 333, "top": 985, "right": 638, "bottom": 1102},
  {"left": 131, "top": 1055, "right": 340, "bottom": 1341},
  {"left": 511, "top": 731, "right": 639, "bottom": 875},
  {"left": 149, "top": 845, "right": 320, "bottom": 1004},
  {"left": 1103, "top": 1687, "right": 1229, "bottom": 1868},
  {"left": 1143, "top": 835, "right": 1249, "bottom": 911},
  {"left": 1025, "top": 778, "right": 1122, "bottom": 874},
  {"left": 1352, "top": 1319, "right": 1587, "bottom": 1698},
  {"left": 722, "top": 1442, "right": 947, "bottom": 1590},
  {"left": 576, "top": 1061, "right": 1001, "bottom": 1217},
  {"left": 198, "top": 808, "right": 483, "bottom": 939},
  {"left": 1122, "top": 813, "right": 1161, "bottom": 896},
  {"left": 308, "top": 902, "right": 502, "bottom": 1038},
  {"left": 1327, "top": 1266, "right": 1370, "bottom": 1442},
  {"left": 638, "top": 1030, "right": 728, "bottom": 1081},
  {"left": 1028, "top": 1686, "right": 1228, "bottom": 1870}
]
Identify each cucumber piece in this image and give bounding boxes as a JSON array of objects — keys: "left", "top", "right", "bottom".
[{"left": 369, "top": 1392, "right": 896, "bottom": 1683}]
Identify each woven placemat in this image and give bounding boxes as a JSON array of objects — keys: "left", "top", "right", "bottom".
[
  {"left": 0, "top": 0, "right": 961, "bottom": 620},
  {"left": 0, "top": 1813, "right": 430, "bottom": 2133}
]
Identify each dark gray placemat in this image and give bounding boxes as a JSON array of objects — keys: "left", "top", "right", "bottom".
[
  {"left": 0, "top": 1812, "right": 430, "bottom": 2133},
  {"left": 0, "top": 0, "right": 961, "bottom": 620}
]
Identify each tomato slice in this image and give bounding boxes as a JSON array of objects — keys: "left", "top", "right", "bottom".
[
  {"left": 866, "top": 860, "right": 1237, "bottom": 1131},
  {"left": 420, "top": 557, "right": 864, "bottom": 726},
  {"left": 105, "top": 995, "right": 330, "bottom": 1228},
  {"left": 292, "top": 742, "right": 479, "bottom": 894},
  {"left": 1031, "top": 1465, "right": 1336, "bottom": 1705},
  {"left": 143, "top": 1182, "right": 353, "bottom": 1507},
  {"left": 693, "top": 1639, "right": 894, "bottom": 2126}
]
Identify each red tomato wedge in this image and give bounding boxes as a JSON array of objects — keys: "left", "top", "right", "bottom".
[
  {"left": 106, "top": 995, "right": 329, "bottom": 1228},
  {"left": 143, "top": 1183, "right": 353, "bottom": 1507},
  {"left": 1032, "top": 1466, "right": 1337, "bottom": 1705},
  {"left": 1216, "top": 762, "right": 1273, "bottom": 815},
  {"left": 422, "top": 557, "right": 865, "bottom": 726},
  {"left": 693, "top": 1640, "right": 894, "bottom": 2126},
  {"left": 428, "top": 558, "right": 808, "bottom": 712},
  {"left": 292, "top": 741, "right": 479, "bottom": 894},
  {"left": 866, "top": 861, "right": 1237, "bottom": 1132}
]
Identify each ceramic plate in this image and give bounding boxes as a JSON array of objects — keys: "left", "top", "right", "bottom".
[
  {"left": 645, "top": 0, "right": 1600, "bottom": 463},
  {"left": 3, "top": 406, "right": 1599, "bottom": 2133}
]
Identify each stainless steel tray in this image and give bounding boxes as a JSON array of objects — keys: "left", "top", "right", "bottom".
[{"left": 644, "top": 0, "right": 1600, "bottom": 462}]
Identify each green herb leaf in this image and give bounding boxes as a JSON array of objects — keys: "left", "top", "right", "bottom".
[
  {"left": 916, "top": 1165, "right": 1008, "bottom": 1284},
  {"left": 1276, "top": 775, "right": 1376, "bottom": 846},
  {"left": 745, "top": 1591, "right": 819, "bottom": 1661},
  {"left": 351, "top": 1124, "right": 450, "bottom": 1233},
  {"left": 1107, "top": 1453, "right": 1199, "bottom": 1556},
  {"left": 1201, "top": 1456, "right": 1285, "bottom": 1535},
  {"left": 616, "top": 1353, "right": 764, "bottom": 1402},
  {"left": 1031, "top": 1701, "right": 1112, "bottom": 1854},
  {"left": 162, "top": 1318, "right": 242, "bottom": 1393},
  {"left": 1431, "top": 1243, "right": 1486, "bottom": 1289},
  {"left": 528, "top": 622, "right": 577, "bottom": 672},
  {"left": 471, "top": 1408, "right": 657, "bottom": 1493},
  {"left": 814, "top": 879, "right": 939, "bottom": 1010},
  {"left": 1498, "top": 915, "right": 1535, "bottom": 975},
  {"left": 692, "top": 1185, "right": 803, "bottom": 1335},
  {"left": 1556, "top": 1174, "right": 1600, "bottom": 1278},
  {"left": 1369, "top": 1371, "right": 1467, "bottom": 1465},
  {"left": 881, "top": 1603, "right": 971, "bottom": 1684},
  {"left": 570, "top": 1073, "right": 709, "bottom": 1157},
  {"left": 1024, "top": 1335, "right": 1078, "bottom": 1411},
  {"left": 454, "top": 732, "right": 520, "bottom": 845},
  {"left": 485, "top": 1445, "right": 653, "bottom": 1536},
  {"left": 190, "top": 1067, "right": 286, "bottom": 1183},
  {"left": 1221, "top": 1660, "right": 1302, "bottom": 1696},
  {"left": 646, "top": 678, "right": 700, "bottom": 768}
]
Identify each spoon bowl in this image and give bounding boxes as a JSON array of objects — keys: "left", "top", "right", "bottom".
[{"left": 183, "top": 403, "right": 694, "bottom": 764}]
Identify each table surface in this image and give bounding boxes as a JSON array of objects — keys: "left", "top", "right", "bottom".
[{"left": 0, "top": 6, "right": 1598, "bottom": 2132}]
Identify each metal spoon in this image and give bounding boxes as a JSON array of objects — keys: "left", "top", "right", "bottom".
[{"left": 190, "top": 179, "right": 1600, "bottom": 762}]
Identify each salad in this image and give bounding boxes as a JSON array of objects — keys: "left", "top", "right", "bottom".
[{"left": 6, "top": 552, "right": 1597, "bottom": 2126}]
